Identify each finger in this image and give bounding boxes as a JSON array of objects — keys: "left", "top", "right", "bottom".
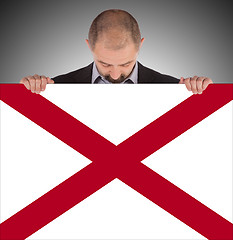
[
  {"left": 196, "top": 77, "right": 206, "bottom": 94},
  {"left": 203, "top": 78, "right": 213, "bottom": 91},
  {"left": 47, "top": 77, "right": 54, "bottom": 84},
  {"left": 40, "top": 75, "right": 48, "bottom": 91},
  {"left": 27, "top": 75, "right": 36, "bottom": 93},
  {"left": 184, "top": 78, "right": 192, "bottom": 91},
  {"left": 190, "top": 76, "right": 198, "bottom": 94},
  {"left": 34, "top": 74, "right": 42, "bottom": 94},
  {"left": 20, "top": 77, "right": 30, "bottom": 90},
  {"left": 179, "top": 77, "right": 184, "bottom": 84}
]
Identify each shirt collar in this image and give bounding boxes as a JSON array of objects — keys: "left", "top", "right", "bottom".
[{"left": 92, "top": 61, "right": 138, "bottom": 84}]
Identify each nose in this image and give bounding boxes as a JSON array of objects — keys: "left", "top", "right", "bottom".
[{"left": 110, "top": 67, "right": 121, "bottom": 80}]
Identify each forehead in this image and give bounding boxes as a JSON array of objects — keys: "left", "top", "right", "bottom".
[{"left": 93, "top": 40, "right": 138, "bottom": 65}]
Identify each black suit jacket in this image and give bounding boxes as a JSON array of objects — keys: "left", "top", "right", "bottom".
[{"left": 53, "top": 62, "right": 179, "bottom": 84}]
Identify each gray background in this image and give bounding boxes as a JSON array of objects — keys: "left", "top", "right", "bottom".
[{"left": 1, "top": 0, "right": 232, "bottom": 83}]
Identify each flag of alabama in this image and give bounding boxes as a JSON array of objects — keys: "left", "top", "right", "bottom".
[{"left": 0, "top": 84, "right": 232, "bottom": 240}]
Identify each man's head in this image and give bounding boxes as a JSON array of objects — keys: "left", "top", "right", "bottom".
[{"left": 86, "top": 9, "right": 144, "bottom": 83}]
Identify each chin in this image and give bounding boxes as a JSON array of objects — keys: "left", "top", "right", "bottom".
[{"left": 105, "top": 75, "right": 126, "bottom": 84}]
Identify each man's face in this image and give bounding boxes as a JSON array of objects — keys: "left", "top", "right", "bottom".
[{"left": 87, "top": 37, "right": 143, "bottom": 83}]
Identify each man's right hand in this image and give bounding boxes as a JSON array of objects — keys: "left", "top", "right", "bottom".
[{"left": 20, "top": 74, "right": 54, "bottom": 94}]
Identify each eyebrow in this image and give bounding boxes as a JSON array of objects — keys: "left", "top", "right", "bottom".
[{"left": 97, "top": 60, "right": 134, "bottom": 66}]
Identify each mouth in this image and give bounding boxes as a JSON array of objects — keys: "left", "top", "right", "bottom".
[{"left": 104, "top": 75, "right": 126, "bottom": 84}]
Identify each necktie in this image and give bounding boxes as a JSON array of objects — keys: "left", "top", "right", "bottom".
[{"left": 124, "top": 79, "right": 134, "bottom": 84}]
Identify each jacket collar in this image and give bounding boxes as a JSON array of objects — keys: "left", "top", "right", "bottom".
[{"left": 138, "top": 62, "right": 154, "bottom": 83}]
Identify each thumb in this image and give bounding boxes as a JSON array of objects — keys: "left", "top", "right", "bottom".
[
  {"left": 179, "top": 77, "right": 185, "bottom": 84},
  {"left": 47, "top": 77, "right": 54, "bottom": 84}
]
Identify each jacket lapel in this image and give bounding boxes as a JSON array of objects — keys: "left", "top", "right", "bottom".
[
  {"left": 78, "top": 62, "right": 93, "bottom": 83},
  {"left": 138, "top": 62, "right": 154, "bottom": 83}
]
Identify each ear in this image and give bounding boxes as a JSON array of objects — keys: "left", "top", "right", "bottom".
[
  {"left": 85, "top": 39, "right": 91, "bottom": 49},
  {"left": 140, "top": 38, "right": 145, "bottom": 48}
]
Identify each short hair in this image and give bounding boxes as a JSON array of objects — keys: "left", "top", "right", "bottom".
[{"left": 88, "top": 9, "right": 142, "bottom": 50}]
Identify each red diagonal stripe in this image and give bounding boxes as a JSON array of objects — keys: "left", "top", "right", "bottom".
[
  {"left": 117, "top": 162, "right": 233, "bottom": 240},
  {"left": 118, "top": 84, "right": 233, "bottom": 163},
  {"left": 0, "top": 84, "right": 232, "bottom": 240},
  {"left": 0, "top": 84, "right": 116, "bottom": 163},
  {"left": 0, "top": 162, "right": 117, "bottom": 240}
]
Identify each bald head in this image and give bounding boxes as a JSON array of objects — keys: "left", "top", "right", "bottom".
[{"left": 88, "top": 9, "right": 142, "bottom": 51}]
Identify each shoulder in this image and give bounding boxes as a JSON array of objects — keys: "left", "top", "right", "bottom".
[
  {"left": 52, "top": 63, "right": 93, "bottom": 83},
  {"left": 138, "top": 62, "right": 179, "bottom": 83}
]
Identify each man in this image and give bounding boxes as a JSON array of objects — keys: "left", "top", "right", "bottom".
[{"left": 20, "top": 9, "right": 213, "bottom": 93}]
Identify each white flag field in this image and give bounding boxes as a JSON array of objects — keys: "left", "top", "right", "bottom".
[{"left": 0, "top": 84, "right": 232, "bottom": 240}]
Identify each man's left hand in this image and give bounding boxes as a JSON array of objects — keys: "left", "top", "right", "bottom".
[{"left": 179, "top": 76, "right": 213, "bottom": 94}]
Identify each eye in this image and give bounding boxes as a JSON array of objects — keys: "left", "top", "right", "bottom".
[
  {"left": 121, "top": 64, "right": 130, "bottom": 67},
  {"left": 102, "top": 63, "right": 110, "bottom": 67}
]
